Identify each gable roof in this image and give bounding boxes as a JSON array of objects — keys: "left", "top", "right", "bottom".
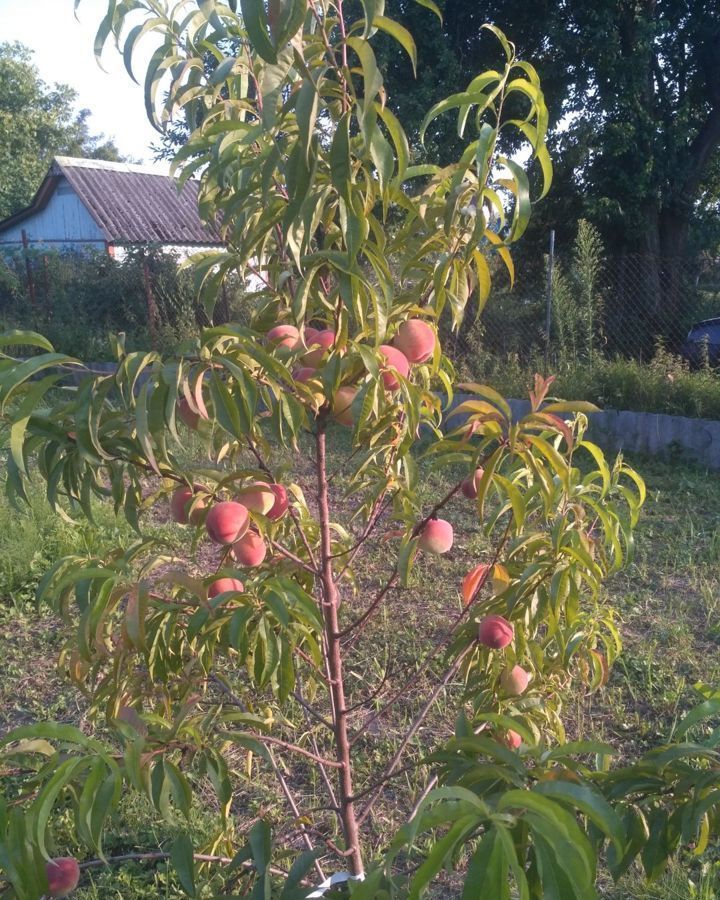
[{"left": 0, "top": 157, "right": 224, "bottom": 246}]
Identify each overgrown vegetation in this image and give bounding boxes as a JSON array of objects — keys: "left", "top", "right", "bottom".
[
  {"left": 0, "top": 249, "right": 249, "bottom": 359},
  {"left": 452, "top": 219, "right": 720, "bottom": 420},
  {"left": 471, "top": 348, "right": 720, "bottom": 421}
]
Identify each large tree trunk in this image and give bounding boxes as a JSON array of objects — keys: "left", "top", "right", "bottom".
[{"left": 632, "top": 201, "right": 692, "bottom": 353}]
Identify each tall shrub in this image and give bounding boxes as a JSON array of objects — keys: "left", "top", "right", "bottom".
[{"left": 0, "top": 4, "right": 719, "bottom": 898}]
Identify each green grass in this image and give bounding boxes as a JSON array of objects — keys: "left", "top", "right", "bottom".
[
  {"left": 1, "top": 453, "right": 720, "bottom": 897},
  {"left": 462, "top": 351, "right": 720, "bottom": 421}
]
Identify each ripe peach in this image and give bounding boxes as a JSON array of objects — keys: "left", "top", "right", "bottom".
[
  {"left": 333, "top": 386, "right": 357, "bottom": 427},
  {"left": 504, "top": 730, "right": 522, "bottom": 750},
  {"left": 378, "top": 345, "right": 410, "bottom": 390},
  {"left": 238, "top": 481, "right": 275, "bottom": 515},
  {"left": 393, "top": 318, "right": 436, "bottom": 364},
  {"left": 478, "top": 615, "right": 514, "bottom": 649},
  {"left": 418, "top": 518, "right": 454, "bottom": 554},
  {"left": 45, "top": 857, "right": 80, "bottom": 897},
  {"left": 267, "top": 324, "right": 301, "bottom": 349},
  {"left": 500, "top": 664, "right": 531, "bottom": 696},
  {"left": 205, "top": 501, "right": 250, "bottom": 545},
  {"left": 177, "top": 398, "right": 200, "bottom": 430},
  {"left": 232, "top": 530, "right": 267, "bottom": 567},
  {"left": 304, "top": 326, "right": 320, "bottom": 344},
  {"left": 267, "top": 484, "right": 289, "bottom": 520},
  {"left": 303, "top": 329, "right": 336, "bottom": 366},
  {"left": 208, "top": 577, "right": 244, "bottom": 597},
  {"left": 461, "top": 467, "right": 485, "bottom": 500},
  {"left": 294, "top": 366, "right": 318, "bottom": 383},
  {"left": 170, "top": 484, "right": 207, "bottom": 525}
]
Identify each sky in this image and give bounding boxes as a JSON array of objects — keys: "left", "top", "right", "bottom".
[{"left": 0, "top": 0, "right": 169, "bottom": 172}]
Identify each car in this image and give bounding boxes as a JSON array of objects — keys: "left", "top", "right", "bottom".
[{"left": 679, "top": 318, "right": 720, "bottom": 367}]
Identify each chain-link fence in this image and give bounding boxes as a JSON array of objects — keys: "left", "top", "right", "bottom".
[
  {"left": 469, "top": 227, "right": 720, "bottom": 373},
  {"left": 3, "top": 227, "right": 720, "bottom": 376}
]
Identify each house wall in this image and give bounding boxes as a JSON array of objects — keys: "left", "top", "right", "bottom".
[{"left": 0, "top": 177, "right": 106, "bottom": 253}]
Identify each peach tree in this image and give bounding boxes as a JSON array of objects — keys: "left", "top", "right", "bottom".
[{"left": 1, "top": 1, "right": 720, "bottom": 897}]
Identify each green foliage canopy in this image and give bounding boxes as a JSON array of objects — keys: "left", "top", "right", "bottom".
[{"left": 375, "top": 0, "right": 720, "bottom": 261}]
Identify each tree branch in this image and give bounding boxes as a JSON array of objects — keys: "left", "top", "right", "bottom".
[
  {"left": 269, "top": 539, "right": 320, "bottom": 576},
  {"left": 338, "top": 474, "right": 470, "bottom": 640},
  {"left": 356, "top": 653, "right": 467, "bottom": 826},
  {"left": 266, "top": 747, "right": 326, "bottom": 881}
]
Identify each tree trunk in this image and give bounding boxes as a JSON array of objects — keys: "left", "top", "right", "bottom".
[{"left": 315, "top": 424, "right": 364, "bottom": 877}]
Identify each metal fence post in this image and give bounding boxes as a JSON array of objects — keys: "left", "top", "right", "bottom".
[{"left": 544, "top": 229, "right": 555, "bottom": 372}]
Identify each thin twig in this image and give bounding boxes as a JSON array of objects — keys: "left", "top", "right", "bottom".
[
  {"left": 267, "top": 748, "right": 326, "bottom": 881},
  {"left": 338, "top": 476, "right": 469, "bottom": 640},
  {"left": 296, "top": 680, "right": 341, "bottom": 814},
  {"left": 291, "top": 690, "right": 334, "bottom": 731},
  {"left": 409, "top": 775, "right": 439, "bottom": 822},
  {"left": 210, "top": 677, "right": 340, "bottom": 768},
  {"left": 335, "top": 492, "right": 396, "bottom": 582},
  {"left": 356, "top": 653, "right": 467, "bottom": 825},
  {"left": 348, "top": 762, "right": 423, "bottom": 804},
  {"left": 244, "top": 733, "right": 343, "bottom": 768},
  {"left": 315, "top": 422, "right": 364, "bottom": 875},
  {"left": 270, "top": 539, "right": 320, "bottom": 576},
  {"left": 343, "top": 660, "right": 393, "bottom": 714}
]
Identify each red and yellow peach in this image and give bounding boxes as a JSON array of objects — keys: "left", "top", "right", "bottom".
[
  {"left": 393, "top": 318, "right": 436, "bottom": 364},
  {"left": 232, "top": 530, "right": 267, "bottom": 567},
  {"left": 418, "top": 518, "right": 454, "bottom": 554},
  {"left": 205, "top": 501, "right": 250, "bottom": 545}
]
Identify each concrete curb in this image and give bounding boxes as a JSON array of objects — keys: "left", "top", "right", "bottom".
[{"left": 449, "top": 396, "right": 720, "bottom": 470}]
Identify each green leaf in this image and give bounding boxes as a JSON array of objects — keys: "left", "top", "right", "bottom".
[
  {"left": 498, "top": 790, "right": 596, "bottom": 894},
  {"left": 463, "top": 826, "right": 509, "bottom": 900},
  {"left": 376, "top": 104, "right": 410, "bottom": 182},
  {"left": 171, "top": 832, "right": 197, "bottom": 896},
  {"left": 32, "top": 757, "right": 89, "bottom": 859},
  {"left": 398, "top": 536, "right": 419, "bottom": 587},
  {"left": 295, "top": 76, "right": 320, "bottom": 163},
  {"left": 280, "top": 849, "right": 323, "bottom": 897},
  {"left": 497, "top": 155, "right": 531, "bottom": 241},
  {"left": 412, "top": 0, "right": 442, "bottom": 21},
  {"left": 408, "top": 814, "right": 478, "bottom": 899},
  {"left": 346, "top": 37, "right": 383, "bottom": 108},
  {"left": 330, "top": 113, "right": 352, "bottom": 202},
  {"left": 0, "top": 330, "right": 54, "bottom": 352},
  {"left": 240, "top": 0, "right": 277, "bottom": 63},
  {"left": 482, "top": 24, "right": 514, "bottom": 61},
  {"left": 248, "top": 819, "right": 272, "bottom": 875},
  {"left": 533, "top": 780, "right": 624, "bottom": 853},
  {"left": 372, "top": 16, "right": 416, "bottom": 75},
  {"left": 676, "top": 698, "right": 720, "bottom": 738}
]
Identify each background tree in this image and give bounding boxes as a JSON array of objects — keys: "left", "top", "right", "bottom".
[
  {"left": 0, "top": 42, "right": 125, "bottom": 220},
  {"left": 376, "top": 0, "right": 720, "bottom": 307}
]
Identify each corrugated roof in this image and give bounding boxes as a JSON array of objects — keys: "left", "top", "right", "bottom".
[{"left": 0, "top": 157, "right": 224, "bottom": 247}]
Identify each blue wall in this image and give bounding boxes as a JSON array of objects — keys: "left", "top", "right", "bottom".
[{"left": 0, "top": 177, "right": 106, "bottom": 252}]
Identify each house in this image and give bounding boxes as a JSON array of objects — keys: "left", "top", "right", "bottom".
[{"left": 0, "top": 156, "right": 224, "bottom": 258}]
